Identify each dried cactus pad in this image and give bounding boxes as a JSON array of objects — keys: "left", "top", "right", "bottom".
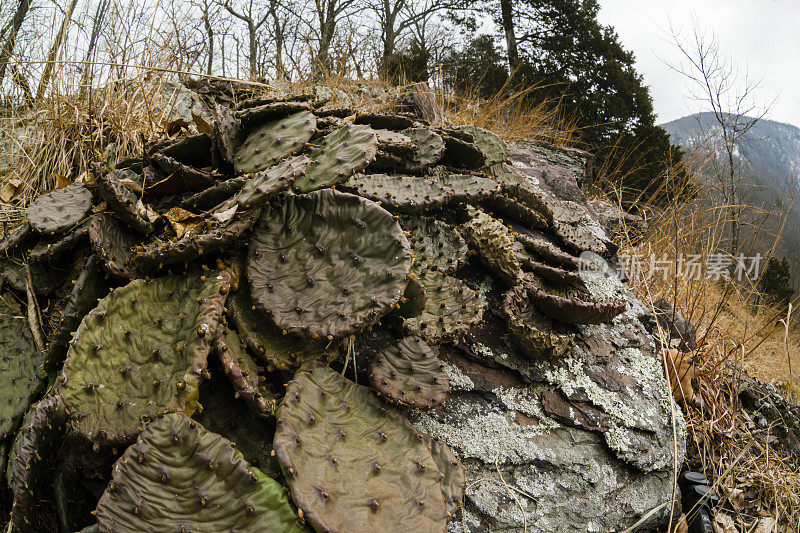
[
  {"left": 502, "top": 282, "right": 573, "bottom": 360},
  {"left": 293, "top": 125, "right": 378, "bottom": 193},
  {"left": 26, "top": 183, "right": 92, "bottom": 234},
  {"left": 89, "top": 212, "right": 138, "bottom": 278},
  {"left": 525, "top": 282, "right": 626, "bottom": 325},
  {"left": 98, "top": 169, "right": 154, "bottom": 234},
  {"left": 214, "top": 323, "right": 276, "bottom": 418},
  {"left": 274, "top": 365, "right": 449, "bottom": 533},
  {"left": 367, "top": 336, "right": 449, "bottom": 409},
  {"left": 461, "top": 208, "right": 523, "bottom": 286},
  {"left": 403, "top": 217, "right": 469, "bottom": 275},
  {"left": 247, "top": 189, "right": 411, "bottom": 339},
  {"left": 396, "top": 275, "right": 427, "bottom": 318},
  {"left": 0, "top": 316, "right": 46, "bottom": 440},
  {"left": 234, "top": 110, "right": 316, "bottom": 174},
  {"left": 424, "top": 434, "right": 465, "bottom": 516},
  {"left": 95, "top": 413, "right": 308, "bottom": 533},
  {"left": 59, "top": 273, "right": 230, "bottom": 444},
  {"left": 453, "top": 125, "right": 509, "bottom": 166}
]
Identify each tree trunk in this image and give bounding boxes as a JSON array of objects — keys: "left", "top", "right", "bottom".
[
  {"left": 0, "top": 0, "right": 32, "bottom": 84},
  {"left": 248, "top": 25, "right": 258, "bottom": 79},
  {"left": 499, "top": 0, "right": 520, "bottom": 71},
  {"left": 203, "top": 12, "right": 214, "bottom": 75},
  {"left": 80, "top": 0, "right": 109, "bottom": 99},
  {"left": 37, "top": 0, "right": 80, "bottom": 100},
  {"left": 269, "top": 3, "right": 285, "bottom": 80}
]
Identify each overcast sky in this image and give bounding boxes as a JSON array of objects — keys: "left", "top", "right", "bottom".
[{"left": 596, "top": 0, "right": 800, "bottom": 128}]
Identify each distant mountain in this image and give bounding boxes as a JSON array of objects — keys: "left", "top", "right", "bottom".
[{"left": 662, "top": 113, "right": 800, "bottom": 285}]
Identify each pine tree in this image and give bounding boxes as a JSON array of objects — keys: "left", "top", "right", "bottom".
[{"left": 759, "top": 257, "right": 794, "bottom": 306}]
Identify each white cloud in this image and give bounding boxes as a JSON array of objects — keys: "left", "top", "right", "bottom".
[{"left": 597, "top": 0, "right": 800, "bottom": 127}]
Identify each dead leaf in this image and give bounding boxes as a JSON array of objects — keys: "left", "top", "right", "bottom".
[
  {"left": 665, "top": 348, "right": 697, "bottom": 404},
  {"left": 0, "top": 178, "right": 23, "bottom": 203},
  {"left": 729, "top": 488, "right": 746, "bottom": 511},
  {"left": 135, "top": 199, "right": 160, "bottom": 224},
  {"left": 163, "top": 207, "right": 204, "bottom": 239},
  {"left": 192, "top": 112, "right": 213, "bottom": 135},
  {"left": 754, "top": 517, "right": 776, "bottom": 533},
  {"left": 713, "top": 513, "right": 738, "bottom": 533},
  {"left": 211, "top": 204, "right": 238, "bottom": 225},
  {"left": 55, "top": 174, "right": 72, "bottom": 189},
  {"left": 671, "top": 514, "right": 689, "bottom": 533},
  {"left": 164, "top": 118, "right": 191, "bottom": 138}
]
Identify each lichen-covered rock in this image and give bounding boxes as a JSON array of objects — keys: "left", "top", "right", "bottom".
[
  {"left": 367, "top": 336, "right": 449, "bottom": 409},
  {"left": 95, "top": 412, "right": 308, "bottom": 532},
  {"left": 342, "top": 174, "right": 452, "bottom": 213},
  {"left": 0, "top": 316, "right": 46, "bottom": 440},
  {"left": 293, "top": 125, "right": 378, "bottom": 193},
  {"left": 234, "top": 110, "right": 316, "bottom": 174},
  {"left": 274, "top": 365, "right": 450, "bottom": 532},
  {"left": 26, "top": 183, "right": 92, "bottom": 235},
  {"left": 247, "top": 189, "right": 411, "bottom": 339},
  {"left": 59, "top": 273, "right": 230, "bottom": 445}
]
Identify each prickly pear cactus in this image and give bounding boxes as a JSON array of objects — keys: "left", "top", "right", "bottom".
[
  {"left": 6, "top": 395, "right": 68, "bottom": 532},
  {"left": 89, "top": 212, "right": 138, "bottom": 278},
  {"left": 524, "top": 276, "right": 626, "bottom": 324},
  {"left": 26, "top": 183, "right": 92, "bottom": 234},
  {"left": 29, "top": 220, "right": 90, "bottom": 264},
  {"left": 424, "top": 434, "right": 466, "bottom": 516},
  {"left": 402, "top": 270, "right": 484, "bottom": 344},
  {"left": 453, "top": 125, "right": 509, "bottom": 166},
  {"left": 58, "top": 273, "right": 230, "bottom": 444},
  {"left": 502, "top": 281, "right": 574, "bottom": 360},
  {"left": 293, "top": 125, "right": 378, "bottom": 193},
  {"left": 214, "top": 322, "right": 276, "bottom": 417},
  {"left": 225, "top": 289, "right": 337, "bottom": 371},
  {"left": 234, "top": 110, "right": 316, "bottom": 174},
  {"left": 367, "top": 336, "right": 450, "bottom": 409},
  {"left": 461, "top": 208, "right": 523, "bottom": 286},
  {"left": 486, "top": 194, "right": 549, "bottom": 230},
  {"left": 404, "top": 217, "right": 469, "bottom": 275},
  {"left": 221, "top": 155, "right": 310, "bottom": 214},
  {"left": 0, "top": 316, "right": 46, "bottom": 440},
  {"left": 354, "top": 112, "right": 415, "bottom": 130},
  {"left": 95, "top": 412, "right": 308, "bottom": 532},
  {"left": 396, "top": 275, "right": 427, "bottom": 318},
  {"left": 181, "top": 175, "right": 248, "bottom": 211},
  {"left": 274, "top": 365, "right": 449, "bottom": 532},
  {"left": 438, "top": 174, "right": 501, "bottom": 202},
  {"left": 247, "top": 189, "right": 411, "bottom": 339},
  {"left": 342, "top": 174, "right": 452, "bottom": 213},
  {"left": 97, "top": 169, "right": 155, "bottom": 234},
  {"left": 402, "top": 127, "right": 445, "bottom": 171}
]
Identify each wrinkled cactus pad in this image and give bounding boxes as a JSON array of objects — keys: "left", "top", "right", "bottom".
[
  {"left": 274, "top": 365, "right": 449, "bottom": 532},
  {"left": 293, "top": 125, "right": 378, "bottom": 193},
  {"left": 461, "top": 208, "right": 523, "bottom": 286},
  {"left": 59, "top": 273, "right": 230, "bottom": 444},
  {"left": 524, "top": 275, "right": 626, "bottom": 324},
  {"left": 98, "top": 169, "right": 155, "bottom": 234},
  {"left": 367, "top": 336, "right": 449, "bottom": 409},
  {"left": 222, "top": 155, "right": 310, "bottom": 213},
  {"left": 424, "top": 434, "right": 465, "bottom": 516},
  {"left": 402, "top": 127, "right": 445, "bottom": 171},
  {"left": 396, "top": 275, "right": 427, "bottom": 318},
  {"left": 89, "top": 212, "right": 138, "bottom": 278},
  {"left": 0, "top": 316, "right": 46, "bottom": 440},
  {"left": 247, "top": 189, "right": 411, "bottom": 339},
  {"left": 403, "top": 217, "right": 469, "bottom": 275},
  {"left": 453, "top": 125, "right": 509, "bottom": 166},
  {"left": 502, "top": 281, "right": 574, "bottom": 360},
  {"left": 95, "top": 412, "right": 308, "bottom": 532},
  {"left": 26, "top": 183, "right": 92, "bottom": 234},
  {"left": 214, "top": 322, "right": 276, "bottom": 417},
  {"left": 234, "top": 110, "right": 316, "bottom": 174},
  {"left": 342, "top": 174, "right": 452, "bottom": 213}
]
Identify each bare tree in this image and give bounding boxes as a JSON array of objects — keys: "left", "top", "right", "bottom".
[
  {"left": 79, "top": 0, "right": 110, "bottom": 97},
  {"left": 223, "top": 0, "right": 270, "bottom": 79},
  {"left": 36, "top": 0, "right": 79, "bottom": 100},
  {"left": 0, "top": 0, "right": 32, "bottom": 84},
  {"left": 303, "top": 0, "right": 361, "bottom": 73},
  {"left": 669, "top": 21, "right": 775, "bottom": 256},
  {"left": 369, "top": 0, "right": 451, "bottom": 71}
]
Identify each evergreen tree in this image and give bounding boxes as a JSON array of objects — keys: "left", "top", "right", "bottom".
[
  {"left": 440, "top": 35, "right": 508, "bottom": 98},
  {"left": 759, "top": 257, "right": 794, "bottom": 306}
]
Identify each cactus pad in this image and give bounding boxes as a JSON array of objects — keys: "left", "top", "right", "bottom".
[
  {"left": 95, "top": 412, "right": 307, "bottom": 532},
  {"left": 402, "top": 127, "right": 445, "bottom": 171},
  {"left": 525, "top": 277, "right": 626, "bottom": 324},
  {"left": 180, "top": 176, "right": 248, "bottom": 211},
  {"left": 461, "top": 208, "right": 523, "bottom": 286},
  {"left": 453, "top": 125, "right": 509, "bottom": 166},
  {"left": 367, "top": 336, "right": 449, "bottom": 409},
  {"left": 98, "top": 169, "right": 155, "bottom": 234},
  {"left": 396, "top": 275, "right": 427, "bottom": 318},
  {"left": 438, "top": 174, "right": 501, "bottom": 202},
  {"left": 214, "top": 323, "right": 276, "bottom": 417},
  {"left": 512, "top": 226, "right": 579, "bottom": 270},
  {"left": 0, "top": 222, "right": 32, "bottom": 254},
  {"left": 0, "top": 316, "right": 46, "bottom": 440},
  {"left": 214, "top": 103, "right": 241, "bottom": 163},
  {"left": 59, "top": 273, "right": 230, "bottom": 444},
  {"left": 485, "top": 194, "right": 549, "bottom": 230},
  {"left": 26, "top": 183, "right": 92, "bottom": 234},
  {"left": 225, "top": 289, "right": 337, "bottom": 371},
  {"left": 502, "top": 281, "right": 574, "bottom": 360},
  {"left": 89, "top": 212, "right": 138, "bottom": 278},
  {"left": 342, "top": 174, "right": 452, "bottom": 213},
  {"left": 234, "top": 110, "right": 316, "bottom": 174},
  {"left": 222, "top": 155, "right": 310, "bottom": 214},
  {"left": 274, "top": 365, "right": 449, "bottom": 532},
  {"left": 29, "top": 220, "right": 90, "bottom": 264},
  {"left": 293, "top": 125, "right": 378, "bottom": 193},
  {"left": 403, "top": 218, "right": 469, "bottom": 275},
  {"left": 354, "top": 112, "right": 415, "bottom": 130},
  {"left": 402, "top": 270, "right": 484, "bottom": 344},
  {"left": 440, "top": 133, "right": 486, "bottom": 169},
  {"left": 236, "top": 101, "right": 312, "bottom": 130},
  {"left": 424, "top": 434, "right": 465, "bottom": 515},
  {"left": 247, "top": 189, "right": 411, "bottom": 339}
]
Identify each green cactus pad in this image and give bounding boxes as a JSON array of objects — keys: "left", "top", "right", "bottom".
[
  {"left": 403, "top": 218, "right": 469, "bottom": 275},
  {"left": 354, "top": 112, "right": 415, "bottom": 130},
  {"left": 396, "top": 275, "right": 427, "bottom": 318},
  {"left": 214, "top": 103, "right": 241, "bottom": 163},
  {"left": 225, "top": 289, "right": 337, "bottom": 371},
  {"left": 502, "top": 281, "right": 574, "bottom": 360},
  {"left": 439, "top": 133, "right": 486, "bottom": 169},
  {"left": 59, "top": 273, "right": 230, "bottom": 445},
  {"left": 29, "top": 220, "right": 90, "bottom": 264},
  {"left": 127, "top": 209, "right": 259, "bottom": 271},
  {"left": 367, "top": 336, "right": 449, "bottom": 409},
  {"left": 0, "top": 316, "right": 46, "bottom": 440},
  {"left": 47, "top": 254, "right": 111, "bottom": 365},
  {"left": 461, "top": 208, "right": 523, "bottom": 286},
  {"left": 89, "top": 213, "right": 138, "bottom": 279},
  {"left": 342, "top": 174, "right": 452, "bottom": 213},
  {"left": 453, "top": 125, "right": 509, "bottom": 166},
  {"left": 293, "top": 125, "right": 378, "bottom": 193},
  {"left": 424, "top": 434, "right": 465, "bottom": 516},
  {"left": 402, "top": 270, "right": 484, "bottom": 344},
  {"left": 222, "top": 155, "right": 310, "bottom": 213},
  {"left": 195, "top": 370, "right": 282, "bottom": 479},
  {"left": 274, "top": 365, "right": 449, "bottom": 533},
  {"left": 6, "top": 396, "right": 68, "bottom": 532},
  {"left": 402, "top": 128, "right": 445, "bottom": 171},
  {"left": 1, "top": 258, "right": 67, "bottom": 295},
  {"left": 214, "top": 323, "right": 276, "bottom": 418},
  {"left": 180, "top": 176, "right": 248, "bottom": 211},
  {"left": 484, "top": 194, "right": 549, "bottom": 230},
  {"left": 26, "top": 183, "right": 92, "bottom": 235},
  {"left": 156, "top": 134, "right": 214, "bottom": 168},
  {"left": 98, "top": 169, "right": 157, "bottom": 234},
  {"left": 236, "top": 101, "right": 313, "bottom": 131},
  {"left": 247, "top": 189, "right": 411, "bottom": 339},
  {"left": 95, "top": 412, "right": 308, "bottom": 533},
  {"left": 234, "top": 110, "right": 316, "bottom": 174},
  {"left": 374, "top": 129, "right": 416, "bottom": 156},
  {"left": 438, "top": 174, "right": 501, "bottom": 202}
]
